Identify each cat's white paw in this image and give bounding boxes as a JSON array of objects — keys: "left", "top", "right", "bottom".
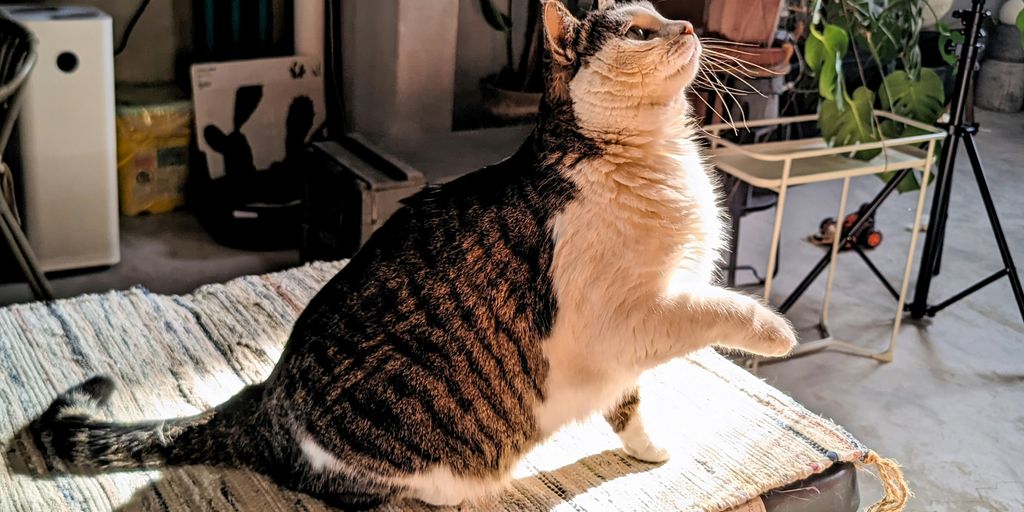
[
  {"left": 749, "top": 306, "right": 798, "bottom": 357},
  {"left": 617, "top": 418, "right": 670, "bottom": 463},
  {"left": 622, "top": 439, "right": 671, "bottom": 463}
]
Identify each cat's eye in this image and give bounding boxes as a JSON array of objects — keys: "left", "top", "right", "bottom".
[{"left": 626, "top": 26, "right": 652, "bottom": 41}]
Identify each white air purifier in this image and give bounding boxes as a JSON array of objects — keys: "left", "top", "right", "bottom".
[{"left": 1, "top": 5, "right": 119, "bottom": 271}]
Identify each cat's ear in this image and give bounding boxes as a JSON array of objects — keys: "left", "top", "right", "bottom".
[{"left": 542, "top": 0, "right": 579, "bottom": 66}]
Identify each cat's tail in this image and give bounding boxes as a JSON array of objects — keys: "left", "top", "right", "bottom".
[{"left": 30, "top": 375, "right": 266, "bottom": 472}]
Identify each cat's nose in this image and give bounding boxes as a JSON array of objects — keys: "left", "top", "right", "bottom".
[{"left": 665, "top": 20, "right": 695, "bottom": 38}]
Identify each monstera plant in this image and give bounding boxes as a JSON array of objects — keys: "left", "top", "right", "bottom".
[{"left": 805, "top": 0, "right": 946, "bottom": 191}]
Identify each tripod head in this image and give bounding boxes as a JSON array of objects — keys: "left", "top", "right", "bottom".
[
  {"left": 947, "top": 1, "right": 990, "bottom": 55},
  {"left": 944, "top": 0, "right": 993, "bottom": 130}
]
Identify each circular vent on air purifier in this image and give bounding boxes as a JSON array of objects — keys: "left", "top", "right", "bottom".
[{"left": 56, "top": 51, "right": 78, "bottom": 73}]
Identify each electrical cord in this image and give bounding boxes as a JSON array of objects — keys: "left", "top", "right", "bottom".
[{"left": 114, "top": 0, "right": 153, "bottom": 56}]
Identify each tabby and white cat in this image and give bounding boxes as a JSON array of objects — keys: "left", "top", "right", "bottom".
[{"left": 29, "top": 1, "right": 796, "bottom": 508}]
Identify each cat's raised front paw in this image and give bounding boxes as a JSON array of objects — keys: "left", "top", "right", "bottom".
[{"left": 749, "top": 307, "right": 798, "bottom": 357}]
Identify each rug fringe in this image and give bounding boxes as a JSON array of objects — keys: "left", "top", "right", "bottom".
[{"left": 857, "top": 450, "right": 913, "bottom": 512}]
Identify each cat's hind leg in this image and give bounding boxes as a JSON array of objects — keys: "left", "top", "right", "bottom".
[
  {"left": 604, "top": 387, "right": 668, "bottom": 463},
  {"left": 273, "top": 453, "right": 395, "bottom": 511}
]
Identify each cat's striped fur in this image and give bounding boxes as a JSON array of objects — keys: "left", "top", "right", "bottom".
[{"left": 27, "top": 1, "right": 796, "bottom": 508}]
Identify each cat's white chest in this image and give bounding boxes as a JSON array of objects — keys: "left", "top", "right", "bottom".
[
  {"left": 549, "top": 145, "right": 724, "bottom": 312},
  {"left": 535, "top": 145, "right": 723, "bottom": 437}
]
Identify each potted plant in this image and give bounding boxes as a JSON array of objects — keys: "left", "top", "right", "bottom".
[
  {"left": 803, "top": 0, "right": 947, "bottom": 191},
  {"left": 478, "top": 0, "right": 545, "bottom": 125},
  {"left": 478, "top": 0, "right": 591, "bottom": 125}
]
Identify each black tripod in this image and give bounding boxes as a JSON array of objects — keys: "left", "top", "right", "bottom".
[{"left": 908, "top": 0, "right": 1024, "bottom": 322}]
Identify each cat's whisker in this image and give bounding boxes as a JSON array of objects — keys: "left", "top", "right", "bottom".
[
  {"left": 696, "top": 68, "right": 741, "bottom": 134},
  {"left": 692, "top": 78, "right": 752, "bottom": 96},
  {"left": 700, "top": 49, "right": 776, "bottom": 70},
  {"left": 693, "top": 121, "right": 724, "bottom": 141},
  {"left": 700, "top": 60, "right": 758, "bottom": 80},
  {"left": 698, "top": 70, "right": 748, "bottom": 128},
  {"left": 704, "top": 69, "right": 750, "bottom": 131},
  {"left": 703, "top": 65, "right": 767, "bottom": 99},
  {"left": 690, "top": 86, "right": 736, "bottom": 133},
  {"left": 699, "top": 56, "right": 767, "bottom": 99},
  {"left": 704, "top": 55, "right": 782, "bottom": 77},
  {"left": 701, "top": 45, "right": 760, "bottom": 57},
  {"left": 702, "top": 63, "right": 775, "bottom": 92},
  {"left": 701, "top": 50, "right": 778, "bottom": 76},
  {"left": 698, "top": 37, "right": 760, "bottom": 47},
  {"left": 692, "top": 71, "right": 741, "bottom": 131}
]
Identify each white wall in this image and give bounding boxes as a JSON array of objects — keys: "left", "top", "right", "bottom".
[
  {"left": 342, "top": 0, "right": 460, "bottom": 142},
  {"left": 28, "top": 0, "right": 192, "bottom": 84}
]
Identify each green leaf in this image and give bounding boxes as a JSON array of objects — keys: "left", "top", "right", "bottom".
[
  {"left": 806, "top": 24, "right": 850, "bottom": 107},
  {"left": 879, "top": 68, "right": 945, "bottom": 124},
  {"left": 877, "top": 118, "right": 928, "bottom": 192},
  {"left": 819, "top": 86, "right": 880, "bottom": 160},
  {"left": 1017, "top": 9, "right": 1024, "bottom": 48},
  {"left": 877, "top": 169, "right": 923, "bottom": 193},
  {"left": 805, "top": 31, "right": 825, "bottom": 72},
  {"left": 479, "top": 0, "right": 511, "bottom": 32},
  {"left": 936, "top": 22, "right": 965, "bottom": 67}
]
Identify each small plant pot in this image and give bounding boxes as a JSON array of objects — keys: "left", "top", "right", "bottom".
[
  {"left": 705, "top": 0, "right": 785, "bottom": 46},
  {"left": 480, "top": 74, "right": 542, "bottom": 127}
]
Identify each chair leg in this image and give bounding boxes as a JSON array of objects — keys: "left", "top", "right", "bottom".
[
  {"left": 723, "top": 179, "right": 785, "bottom": 288},
  {"left": 0, "top": 197, "right": 53, "bottom": 301},
  {"left": 724, "top": 177, "right": 744, "bottom": 287}
]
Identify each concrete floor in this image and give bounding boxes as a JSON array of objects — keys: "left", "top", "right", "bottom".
[
  {"left": 0, "top": 110, "right": 1021, "bottom": 510},
  {"left": 752, "top": 109, "right": 1024, "bottom": 511},
  {"left": 0, "top": 212, "right": 300, "bottom": 305}
]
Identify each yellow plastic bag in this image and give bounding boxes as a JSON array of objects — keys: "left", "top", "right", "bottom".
[{"left": 116, "top": 100, "right": 192, "bottom": 216}]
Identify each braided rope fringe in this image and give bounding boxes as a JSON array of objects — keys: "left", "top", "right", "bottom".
[{"left": 857, "top": 450, "right": 913, "bottom": 512}]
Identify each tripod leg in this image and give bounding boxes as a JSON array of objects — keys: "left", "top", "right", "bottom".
[
  {"left": 932, "top": 184, "right": 953, "bottom": 276},
  {"left": 962, "top": 135, "right": 1024, "bottom": 323},
  {"left": 911, "top": 131, "right": 962, "bottom": 318}
]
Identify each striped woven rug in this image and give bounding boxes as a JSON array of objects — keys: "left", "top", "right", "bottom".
[{"left": 0, "top": 261, "right": 899, "bottom": 511}]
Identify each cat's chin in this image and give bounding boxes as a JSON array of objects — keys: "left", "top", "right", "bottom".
[
  {"left": 664, "top": 61, "right": 700, "bottom": 92},
  {"left": 677, "top": 44, "right": 698, "bottom": 65},
  {"left": 667, "top": 44, "right": 700, "bottom": 87}
]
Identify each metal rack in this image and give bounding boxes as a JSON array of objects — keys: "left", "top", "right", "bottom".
[{"left": 707, "top": 111, "right": 945, "bottom": 362}]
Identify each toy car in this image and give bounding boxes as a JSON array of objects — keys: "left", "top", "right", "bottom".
[{"left": 809, "top": 203, "right": 883, "bottom": 250}]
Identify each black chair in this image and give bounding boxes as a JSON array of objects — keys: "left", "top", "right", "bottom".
[
  {"left": 722, "top": 175, "right": 780, "bottom": 288},
  {"left": 0, "top": 17, "right": 52, "bottom": 301}
]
